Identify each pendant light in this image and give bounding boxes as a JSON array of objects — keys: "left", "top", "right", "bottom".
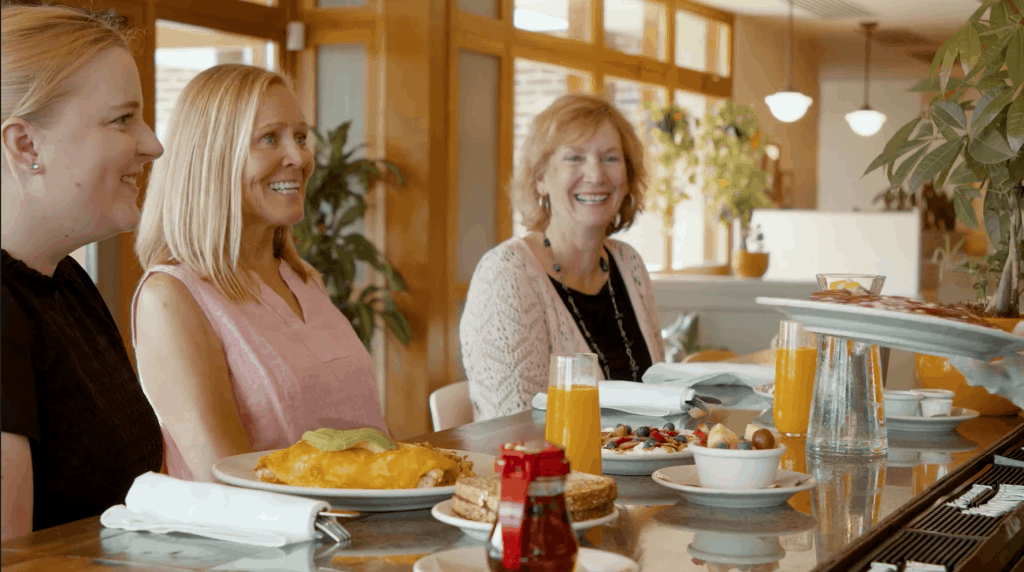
[
  {"left": 765, "top": 0, "right": 813, "bottom": 123},
  {"left": 846, "top": 22, "right": 887, "bottom": 137}
]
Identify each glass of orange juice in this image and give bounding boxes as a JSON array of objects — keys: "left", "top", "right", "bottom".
[
  {"left": 774, "top": 321, "right": 818, "bottom": 436},
  {"left": 545, "top": 353, "right": 602, "bottom": 475}
]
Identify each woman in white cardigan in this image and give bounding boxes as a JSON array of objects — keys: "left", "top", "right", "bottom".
[{"left": 461, "top": 94, "right": 665, "bottom": 420}]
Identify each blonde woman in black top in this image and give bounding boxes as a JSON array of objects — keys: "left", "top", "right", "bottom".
[{"left": 1, "top": 5, "right": 164, "bottom": 538}]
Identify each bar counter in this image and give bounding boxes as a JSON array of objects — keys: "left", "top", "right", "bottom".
[{"left": 3, "top": 387, "right": 1022, "bottom": 572}]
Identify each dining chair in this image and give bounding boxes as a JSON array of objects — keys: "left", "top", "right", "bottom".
[{"left": 428, "top": 380, "right": 472, "bottom": 432}]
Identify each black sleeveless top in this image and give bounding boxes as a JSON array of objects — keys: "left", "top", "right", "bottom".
[
  {"left": 1, "top": 250, "right": 162, "bottom": 531},
  {"left": 549, "top": 249, "right": 653, "bottom": 381}
]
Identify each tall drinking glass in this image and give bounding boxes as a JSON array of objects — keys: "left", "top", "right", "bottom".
[
  {"left": 773, "top": 321, "right": 818, "bottom": 436},
  {"left": 807, "top": 274, "right": 888, "bottom": 456},
  {"left": 545, "top": 353, "right": 602, "bottom": 475}
]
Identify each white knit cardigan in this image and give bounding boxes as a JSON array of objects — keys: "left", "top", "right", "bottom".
[{"left": 460, "top": 236, "right": 665, "bottom": 421}]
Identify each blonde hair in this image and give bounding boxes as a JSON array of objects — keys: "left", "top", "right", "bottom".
[
  {"left": 511, "top": 93, "right": 648, "bottom": 235},
  {"left": 135, "top": 64, "right": 309, "bottom": 303},
  {"left": 1, "top": 4, "right": 133, "bottom": 173}
]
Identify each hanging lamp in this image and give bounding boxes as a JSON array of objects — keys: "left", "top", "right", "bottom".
[
  {"left": 846, "top": 22, "right": 887, "bottom": 136},
  {"left": 765, "top": 0, "right": 813, "bottom": 123}
]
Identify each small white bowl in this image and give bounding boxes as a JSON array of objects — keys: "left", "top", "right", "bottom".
[
  {"left": 911, "top": 389, "right": 955, "bottom": 400},
  {"left": 920, "top": 398, "right": 954, "bottom": 417},
  {"left": 884, "top": 390, "right": 923, "bottom": 416},
  {"left": 690, "top": 444, "right": 787, "bottom": 490}
]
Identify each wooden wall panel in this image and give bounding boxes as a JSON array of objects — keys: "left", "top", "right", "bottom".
[{"left": 380, "top": 0, "right": 450, "bottom": 439}]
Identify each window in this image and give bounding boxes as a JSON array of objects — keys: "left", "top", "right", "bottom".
[
  {"left": 155, "top": 20, "right": 276, "bottom": 142},
  {"left": 604, "top": 0, "right": 666, "bottom": 60},
  {"left": 514, "top": 0, "right": 589, "bottom": 41}
]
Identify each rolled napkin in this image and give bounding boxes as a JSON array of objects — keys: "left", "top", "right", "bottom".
[
  {"left": 532, "top": 381, "right": 696, "bottom": 417},
  {"left": 642, "top": 362, "right": 775, "bottom": 387},
  {"left": 101, "top": 472, "right": 330, "bottom": 547}
]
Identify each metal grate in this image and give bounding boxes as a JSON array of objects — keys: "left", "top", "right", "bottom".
[
  {"left": 861, "top": 531, "right": 980, "bottom": 571},
  {"left": 975, "top": 465, "right": 1024, "bottom": 487},
  {"left": 1001, "top": 446, "right": 1024, "bottom": 462},
  {"left": 787, "top": 0, "right": 875, "bottom": 21},
  {"left": 911, "top": 503, "right": 1002, "bottom": 538}
]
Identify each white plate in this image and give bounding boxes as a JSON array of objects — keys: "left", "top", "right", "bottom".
[
  {"left": 211, "top": 449, "right": 496, "bottom": 512},
  {"left": 886, "top": 407, "right": 979, "bottom": 433},
  {"left": 651, "top": 467, "right": 815, "bottom": 509},
  {"left": 601, "top": 447, "right": 694, "bottom": 476},
  {"left": 753, "top": 383, "right": 774, "bottom": 402},
  {"left": 755, "top": 297, "right": 1024, "bottom": 361},
  {"left": 413, "top": 546, "right": 638, "bottom": 572},
  {"left": 430, "top": 499, "right": 619, "bottom": 542}
]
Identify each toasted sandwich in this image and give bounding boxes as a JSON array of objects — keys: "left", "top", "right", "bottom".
[{"left": 451, "top": 471, "right": 617, "bottom": 523}]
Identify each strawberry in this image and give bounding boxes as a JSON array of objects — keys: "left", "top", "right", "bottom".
[{"left": 651, "top": 432, "right": 666, "bottom": 443}]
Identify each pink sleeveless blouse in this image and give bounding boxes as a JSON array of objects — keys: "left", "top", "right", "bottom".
[{"left": 131, "top": 260, "right": 387, "bottom": 481}]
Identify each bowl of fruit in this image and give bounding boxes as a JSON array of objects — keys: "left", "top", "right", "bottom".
[{"left": 689, "top": 423, "right": 785, "bottom": 490}]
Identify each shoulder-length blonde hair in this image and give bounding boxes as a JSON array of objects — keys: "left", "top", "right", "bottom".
[
  {"left": 136, "top": 64, "right": 309, "bottom": 303},
  {"left": 510, "top": 93, "right": 648, "bottom": 235}
]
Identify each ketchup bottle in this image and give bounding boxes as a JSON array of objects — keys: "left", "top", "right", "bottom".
[{"left": 486, "top": 440, "right": 578, "bottom": 572}]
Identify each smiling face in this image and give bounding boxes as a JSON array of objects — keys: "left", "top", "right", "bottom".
[
  {"left": 537, "top": 120, "right": 628, "bottom": 237},
  {"left": 241, "top": 83, "right": 313, "bottom": 231},
  {"left": 32, "top": 47, "right": 163, "bottom": 240}
]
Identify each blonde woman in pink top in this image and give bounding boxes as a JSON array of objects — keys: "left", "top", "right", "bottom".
[{"left": 132, "top": 65, "right": 387, "bottom": 482}]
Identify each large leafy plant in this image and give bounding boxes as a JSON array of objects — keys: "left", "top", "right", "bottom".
[
  {"left": 293, "top": 122, "right": 413, "bottom": 348},
  {"left": 864, "top": 0, "right": 1023, "bottom": 317},
  {"left": 697, "top": 100, "right": 774, "bottom": 250}
]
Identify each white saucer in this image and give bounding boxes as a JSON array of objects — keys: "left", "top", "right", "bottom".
[
  {"left": 886, "top": 407, "right": 979, "bottom": 433},
  {"left": 430, "top": 499, "right": 619, "bottom": 541},
  {"left": 651, "top": 467, "right": 815, "bottom": 509},
  {"left": 753, "top": 383, "right": 774, "bottom": 402},
  {"left": 413, "top": 546, "right": 639, "bottom": 572}
]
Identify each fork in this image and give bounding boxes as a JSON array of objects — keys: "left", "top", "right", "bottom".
[{"left": 315, "top": 511, "right": 355, "bottom": 543}]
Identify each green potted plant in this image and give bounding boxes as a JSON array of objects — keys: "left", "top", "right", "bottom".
[
  {"left": 697, "top": 100, "right": 775, "bottom": 277},
  {"left": 645, "top": 102, "right": 699, "bottom": 271},
  {"left": 865, "top": 0, "right": 1022, "bottom": 320},
  {"left": 866, "top": 0, "right": 1022, "bottom": 414},
  {"left": 293, "top": 121, "right": 412, "bottom": 349}
]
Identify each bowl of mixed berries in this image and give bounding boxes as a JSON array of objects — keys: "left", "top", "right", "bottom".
[{"left": 599, "top": 422, "right": 695, "bottom": 476}]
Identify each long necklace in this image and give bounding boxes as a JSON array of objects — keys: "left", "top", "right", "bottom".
[{"left": 543, "top": 235, "right": 640, "bottom": 382}]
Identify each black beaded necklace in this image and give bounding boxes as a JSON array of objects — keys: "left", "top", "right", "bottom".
[{"left": 543, "top": 235, "right": 639, "bottom": 381}]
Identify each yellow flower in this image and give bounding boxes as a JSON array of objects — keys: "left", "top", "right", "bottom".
[{"left": 717, "top": 178, "right": 730, "bottom": 189}]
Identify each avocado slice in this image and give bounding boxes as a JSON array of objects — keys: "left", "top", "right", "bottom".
[{"left": 302, "top": 428, "right": 398, "bottom": 453}]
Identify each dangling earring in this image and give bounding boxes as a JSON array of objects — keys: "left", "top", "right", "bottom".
[
  {"left": 30, "top": 162, "right": 40, "bottom": 171},
  {"left": 538, "top": 194, "right": 550, "bottom": 211}
]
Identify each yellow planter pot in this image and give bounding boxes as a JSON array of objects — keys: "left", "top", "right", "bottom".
[
  {"left": 731, "top": 251, "right": 769, "bottom": 278},
  {"left": 914, "top": 316, "right": 1022, "bottom": 416}
]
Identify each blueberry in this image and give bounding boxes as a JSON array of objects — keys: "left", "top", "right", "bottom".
[
  {"left": 637, "top": 426, "right": 651, "bottom": 438},
  {"left": 644, "top": 438, "right": 658, "bottom": 448},
  {"left": 622, "top": 425, "right": 632, "bottom": 435},
  {"left": 715, "top": 442, "right": 730, "bottom": 449},
  {"left": 615, "top": 423, "right": 624, "bottom": 429},
  {"left": 663, "top": 422, "right": 676, "bottom": 431},
  {"left": 737, "top": 441, "right": 754, "bottom": 450},
  {"left": 605, "top": 441, "right": 617, "bottom": 450},
  {"left": 674, "top": 435, "right": 687, "bottom": 443}
]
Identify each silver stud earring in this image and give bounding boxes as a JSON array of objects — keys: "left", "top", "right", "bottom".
[{"left": 30, "top": 162, "right": 40, "bottom": 171}]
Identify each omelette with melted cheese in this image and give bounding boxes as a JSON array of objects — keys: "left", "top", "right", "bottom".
[{"left": 254, "top": 428, "right": 473, "bottom": 489}]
